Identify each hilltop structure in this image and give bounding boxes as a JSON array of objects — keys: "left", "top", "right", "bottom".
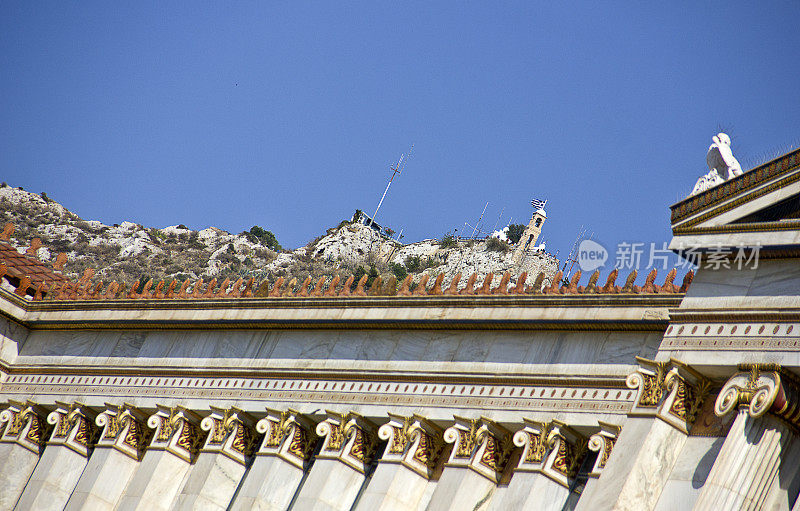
[{"left": 0, "top": 137, "right": 799, "bottom": 510}]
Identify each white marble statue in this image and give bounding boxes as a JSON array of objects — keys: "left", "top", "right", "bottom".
[
  {"left": 707, "top": 133, "right": 743, "bottom": 180},
  {"left": 690, "top": 132, "right": 743, "bottom": 196}
]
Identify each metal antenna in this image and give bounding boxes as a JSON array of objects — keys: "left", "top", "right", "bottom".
[
  {"left": 562, "top": 225, "right": 587, "bottom": 279},
  {"left": 470, "top": 202, "right": 489, "bottom": 240},
  {"left": 491, "top": 207, "right": 505, "bottom": 234},
  {"left": 369, "top": 145, "right": 413, "bottom": 229}
]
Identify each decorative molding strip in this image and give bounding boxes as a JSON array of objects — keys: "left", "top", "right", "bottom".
[
  {"left": 146, "top": 406, "right": 205, "bottom": 463},
  {"left": 46, "top": 402, "right": 99, "bottom": 457},
  {"left": 199, "top": 407, "right": 259, "bottom": 465},
  {"left": 316, "top": 411, "right": 379, "bottom": 474},
  {"left": 377, "top": 413, "right": 445, "bottom": 479},
  {"left": 715, "top": 365, "right": 800, "bottom": 428},
  {"left": 1, "top": 375, "right": 636, "bottom": 417},
  {"left": 0, "top": 400, "right": 50, "bottom": 454},
  {"left": 255, "top": 409, "right": 317, "bottom": 470},
  {"left": 587, "top": 421, "right": 620, "bottom": 477},
  {"left": 512, "top": 419, "right": 587, "bottom": 487},
  {"left": 443, "top": 416, "right": 513, "bottom": 483},
  {"left": 95, "top": 404, "right": 152, "bottom": 461}
]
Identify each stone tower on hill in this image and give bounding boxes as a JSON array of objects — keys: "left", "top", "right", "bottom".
[{"left": 513, "top": 203, "right": 547, "bottom": 264}]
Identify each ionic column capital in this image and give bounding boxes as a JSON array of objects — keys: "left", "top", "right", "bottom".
[
  {"left": 512, "top": 419, "right": 587, "bottom": 487},
  {"left": 715, "top": 364, "right": 800, "bottom": 427},
  {"left": 95, "top": 403, "right": 151, "bottom": 460},
  {"left": 587, "top": 421, "right": 621, "bottom": 477},
  {"left": 315, "top": 411, "right": 378, "bottom": 473},
  {"left": 627, "top": 357, "right": 711, "bottom": 433},
  {"left": 146, "top": 405, "right": 205, "bottom": 463},
  {"left": 255, "top": 408, "right": 317, "bottom": 469},
  {"left": 46, "top": 402, "right": 99, "bottom": 457},
  {"left": 200, "top": 407, "right": 258, "bottom": 465},
  {"left": 444, "top": 416, "right": 513, "bottom": 483},
  {"left": 377, "top": 413, "right": 445, "bottom": 479},
  {"left": 0, "top": 400, "right": 50, "bottom": 454}
]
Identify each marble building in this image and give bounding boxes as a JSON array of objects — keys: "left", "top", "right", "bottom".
[{"left": 1, "top": 141, "right": 799, "bottom": 510}]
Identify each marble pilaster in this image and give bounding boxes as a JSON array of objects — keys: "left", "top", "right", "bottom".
[
  {"left": 290, "top": 411, "right": 379, "bottom": 511},
  {"left": 172, "top": 407, "right": 259, "bottom": 510},
  {"left": 64, "top": 404, "right": 151, "bottom": 511},
  {"left": 489, "top": 419, "right": 585, "bottom": 511},
  {"left": 14, "top": 402, "right": 98, "bottom": 511},
  {"left": 424, "top": 417, "right": 513, "bottom": 511},
  {"left": 0, "top": 401, "right": 49, "bottom": 510},
  {"left": 575, "top": 358, "right": 709, "bottom": 511},
  {"left": 115, "top": 406, "right": 205, "bottom": 511},
  {"left": 355, "top": 414, "right": 445, "bottom": 511},
  {"left": 230, "top": 409, "right": 317, "bottom": 511}
]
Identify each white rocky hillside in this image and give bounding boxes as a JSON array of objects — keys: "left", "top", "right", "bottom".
[{"left": 0, "top": 184, "right": 560, "bottom": 289}]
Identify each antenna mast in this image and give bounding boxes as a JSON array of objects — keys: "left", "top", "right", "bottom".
[{"left": 369, "top": 145, "right": 413, "bottom": 229}]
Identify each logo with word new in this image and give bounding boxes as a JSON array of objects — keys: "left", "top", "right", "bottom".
[{"left": 578, "top": 239, "right": 608, "bottom": 272}]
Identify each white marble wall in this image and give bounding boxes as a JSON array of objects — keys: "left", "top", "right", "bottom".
[
  {"left": 115, "top": 450, "right": 192, "bottom": 511},
  {"left": 354, "top": 462, "right": 435, "bottom": 511},
  {"left": 424, "top": 466, "right": 497, "bottom": 511},
  {"left": 63, "top": 447, "right": 140, "bottom": 511},
  {"left": 0, "top": 443, "right": 39, "bottom": 510},
  {"left": 13, "top": 444, "right": 89, "bottom": 511},
  {"left": 489, "top": 471, "right": 569, "bottom": 510},
  {"left": 575, "top": 417, "right": 686, "bottom": 511},
  {"left": 652, "top": 435, "right": 723, "bottom": 511},
  {"left": 290, "top": 458, "right": 368, "bottom": 511},
  {"left": 230, "top": 455, "right": 306, "bottom": 511},
  {"left": 172, "top": 451, "right": 247, "bottom": 510}
]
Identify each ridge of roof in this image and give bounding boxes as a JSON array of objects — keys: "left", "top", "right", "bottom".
[{"left": 0, "top": 222, "right": 691, "bottom": 301}]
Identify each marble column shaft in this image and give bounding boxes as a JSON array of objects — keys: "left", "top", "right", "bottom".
[{"left": 693, "top": 411, "right": 792, "bottom": 510}]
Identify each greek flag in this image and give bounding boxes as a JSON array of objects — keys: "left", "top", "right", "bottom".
[{"left": 531, "top": 198, "right": 547, "bottom": 210}]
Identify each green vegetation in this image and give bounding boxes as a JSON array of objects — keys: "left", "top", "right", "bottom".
[
  {"left": 439, "top": 232, "right": 458, "bottom": 249},
  {"left": 247, "top": 225, "right": 281, "bottom": 251},
  {"left": 507, "top": 224, "right": 526, "bottom": 244},
  {"left": 389, "top": 262, "right": 407, "bottom": 280},
  {"left": 485, "top": 237, "right": 510, "bottom": 253}
]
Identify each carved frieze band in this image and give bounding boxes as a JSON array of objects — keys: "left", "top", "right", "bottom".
[
  {"left": 47, "top": 402, "right": 99, "bottom": 457},
  {"left": 715, "top": 364, "right": 800, "bottom": 428},
  {"left": 316, "top": 411, "right": 379, "bottom": 474},
  {"left": 146, "top": 406, "right": 205, "bottom": 463},
  {"left": 512, "top": 419, "right": 587, "bottom": 487},
  {"left": 256, "top": 408, "right": 317, "bottom": 469},
  {"left": 1, "top": 374, "right": 635, "bottom": 416},
  {"left": 200, "top": 407, "right": 259, "bottom": 465},
  {"left": 627, "top": 357, "right": 710, "bottom": 433},
  {"left": 95, "top": 404, "right": 152, "bottom": 461},
  {"left": 0, "top": 401, "right": 50, "bottom": 454},
  {"left": 377, "top": 413, "right": 445, "bottom": 479},
  {"left": 443, "top": 416, "right": 513, "bottom": 483}
]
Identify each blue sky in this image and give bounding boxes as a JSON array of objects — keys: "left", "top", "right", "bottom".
[{"left": 2, "top": 2, "right": 799, "bottom": 271}]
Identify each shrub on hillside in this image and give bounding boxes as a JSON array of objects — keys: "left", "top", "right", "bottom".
[
  {"left": 247, "top": 226, "right": 281, "bottom": 251},
  {"left": 485, "top": 237, "right": 510, "bottom": 253},
  {"left": 439, "top": 232, "right": 458, "bottom": 249},
  {"left": 507, "top": 224, "right": 526, "bottom": 244}
]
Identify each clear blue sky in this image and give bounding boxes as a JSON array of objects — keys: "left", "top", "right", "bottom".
[{"left": 2, "top": 2, "right": 799, "bottom": 267}]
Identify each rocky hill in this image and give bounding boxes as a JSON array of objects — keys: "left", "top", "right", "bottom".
[{"left": 0, "top": 184, "right": 560, "bottom": 290}]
